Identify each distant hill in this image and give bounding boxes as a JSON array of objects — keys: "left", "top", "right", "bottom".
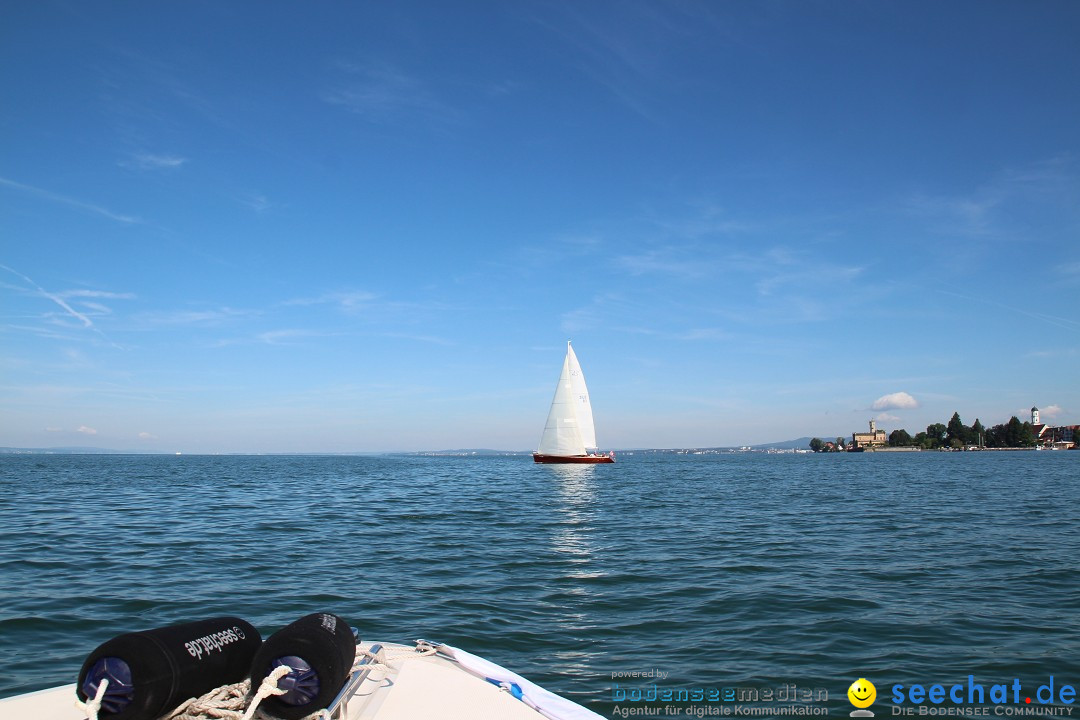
[
  {"left": 752, "top": 436, "right": 853, "bottom": 450},
  {"left": 621, "top": 437, "right": 841, "bottom": 452},
  {"left": 755, "top": 437, "right": 816, "bottom": 450}
]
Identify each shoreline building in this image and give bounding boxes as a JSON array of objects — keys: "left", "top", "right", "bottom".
[
  {"left": 853, "top": 420, "right": 888, "bottom": 450},
  {"left": 1032, "top": 406, "right": 1078, "bottom": 449},
  {"left": 1033, "top": 406, "right": 1049, "bottom": 444}
]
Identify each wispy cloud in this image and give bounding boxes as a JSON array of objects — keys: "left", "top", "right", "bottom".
[
  {"left": 55, "top": 289, "right": 137, "bottom": 321},
  {"left": 560, "top": 294, "right": 623, "bottom": 333},
  {"left": 381, "top": 332, "right": 454, "bottom": 346},
  {"left": 614, "top": 238, "right": 864, "bottom": 317},
  {"left": 651, "top": 209, "right": 758, "bottom": 240},
  {"left": 279, "top": 290, "right": 450, "bottom": 336},
  {"left": 2, "top": 383, "right": 166, "bottom": 403},
  {"left": 1023, "top": 348, "right": 1079, "bottom": 360},
  {"left": 2, "top": 264, "right": 93, "bottom": 328},
  {"left": 614, "top": 246, "right": 708, "bottom": 279},
  {"left": 904, "top": 192, "right": 999, "bottom": 236},
  {"left": 210, "top": 328, "right": 338, "bottom": 348},
  {"left": 77, "top": 425, "right": 97, "bottom": 435},
  {"left": 134, "top": 307, "right": 256, "bottom": 326},
  {"left": 0, "top": 176, "right": 140, "bottom": 224},
  {"left": 256, "top": 329, "right": 331, "bottom": 345},
  {"left": 1, "top": 267, "right": 130, "bottom": 349},
  {"left": 322, "top": 61, "right": 456, "bottom": 124},
  {"left": 534, "top": 4, "right": 685, "bottom": 122},
  {"left": 755, "top": 260, "right": 865, "bottom": 297},
  {"left": 239, "top": 192, "right": 272, "bottom": 212},
  {"left": 533, "top": 3, "right": 739, "bottom": 124},
  {"left": 902, "top": 155, "right": 1079, "bottom": 239},
  {"left": 59, "top": 290, "right": 137, "bottom": 300},
  {"left": 514, "top": 233, "right": 607, "bottom": 270},
  {"left": 1055, "top": 261, "right": 1080, "bottom": 280},
  {"left": 120, "top": 153, "right": 188, "bottom": 170},
  {"left": 675, "top": 328, "right": 730, "bottom": 341},
  {"left": 1, "top": 323, "right": 87, "bottom": 343},
  {"left": 284, "top": 291, "right": 378, "bottom": 311},
  {"left": 936, "top": 288, "right": 1080, "bottom": 332}
]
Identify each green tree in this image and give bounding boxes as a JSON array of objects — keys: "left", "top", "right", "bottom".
[
  {"left": 947, "top": 412, "right": 974, "bottom": 446},
  {"left": 913, "top": 431, "right": 930, "bottom": 448},
  {"left": 809, "top": 437, "right": 824, "bottom": 453},
  {"left": 889, "top": 429, "right": 913, "bottom": 446},
  {"left": 926, "top": 423, "right": 948, "bottom": 448},
  {"left": 972, "top": 419, "right": 986, "bottom": 447},
  {"left": 986, "top": 423, "right": 1007, "bottom": 448},
  {"left": 1005, "top": 416, "right": 1023, "bottom": 446}
]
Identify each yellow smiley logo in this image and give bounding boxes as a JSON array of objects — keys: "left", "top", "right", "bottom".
[{"left": 848, "top": 678, "right": 876, "bottom": 709}]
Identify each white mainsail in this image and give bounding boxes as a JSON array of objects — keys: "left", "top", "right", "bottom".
[
  {"left": 566, "top": 342, "right": 597, "bottom": 452},
  {"left": 537, "top": 341, "right": 599, "bottom": 456}
]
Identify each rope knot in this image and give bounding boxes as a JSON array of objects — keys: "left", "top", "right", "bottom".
[
  {"left": 74, "top": 677, "right": 109, "bottom": 720},
  {"left": 239, "top": 665, "right": 292, "bottom": 720}
]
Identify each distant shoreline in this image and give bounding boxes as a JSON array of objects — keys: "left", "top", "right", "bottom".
[{"left": 860, "top": 446, "right": 1043, "bottom": 453}]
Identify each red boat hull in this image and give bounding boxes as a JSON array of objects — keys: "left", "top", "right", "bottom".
[{"left": 533, "top": 453, "right": 615, "bottom": 464}]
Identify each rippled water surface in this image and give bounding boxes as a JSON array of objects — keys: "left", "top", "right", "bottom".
[{"left": 1, "top": 452, "right": 1077, "bottom": 716}]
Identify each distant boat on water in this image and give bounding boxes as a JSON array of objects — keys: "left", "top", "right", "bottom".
[{"left": 533, "top": 341, "right": 615, "bottom": 464}]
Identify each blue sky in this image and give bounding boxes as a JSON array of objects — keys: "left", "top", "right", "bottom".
[{"left": 2, "top": 1, "right": 1078, "bottom": 453}]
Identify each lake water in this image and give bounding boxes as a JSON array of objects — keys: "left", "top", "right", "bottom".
[{"left": 0, "top": 452, "right": 1077, "bottom": 718}]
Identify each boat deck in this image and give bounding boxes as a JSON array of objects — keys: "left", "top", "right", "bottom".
[{"left": 0, "top": 642, "right": 559, "bottom": 720}]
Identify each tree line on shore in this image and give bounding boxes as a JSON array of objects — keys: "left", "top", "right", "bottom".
[
  {"left": 810, "top": 412, "right": 1038, "bottom": 452},
  {"left": 891, "top": 412, "right": 1037, "bottom": 449}
]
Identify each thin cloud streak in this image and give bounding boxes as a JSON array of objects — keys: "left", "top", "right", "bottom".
[
  {"left": 1, "top": 264, "right": 93, "bottom": 328},
  {"left": 283, "top": 291, "right": 378, "bottom": 310},
  {"left": 901, "top": 155, "right": 1080, "bottom": 239},
  {"left": 321, "top": 60, "right": 459, "bottom": 125},
  {"left": 256, "top": 329, "right": 334, "bottom": 345},
  {"left": 534, "top": 4, "right": 684, "bottom": 123},
  {"left": 120, "top": 153, "right": 188, "bottom": 170},
  {"left": 133, "top": 307, "right": 257, "bottom": 327},
  {"left": 239, "top": 192, "right": 272, "bottom": 212},
  {"left": 614, "top": 247, "right": 708, "bottom": 278},
  {"left": 59, "top": 290, "right": 137, "bottom": 300},
  {"left": 381, "top": 332, "right": 454, "bottom": 346},
  {"left": 0, "top": 176, "right": 141, "bottom": 224},
  {"left": 936, "top": 289, "right": 1080, "bottom": 332}
]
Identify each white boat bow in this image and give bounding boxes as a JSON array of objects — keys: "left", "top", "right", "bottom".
[{"left": 0, "top": 639, "right": 603, "bottom": 720}]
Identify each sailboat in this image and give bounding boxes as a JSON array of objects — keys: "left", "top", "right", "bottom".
[{"left": 533, "top": 341, "right": 615, "bottom": 464}]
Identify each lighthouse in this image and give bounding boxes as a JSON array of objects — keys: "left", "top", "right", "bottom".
[{"left": 1032, "top": 406, "right": 1040, "bottom": 426}]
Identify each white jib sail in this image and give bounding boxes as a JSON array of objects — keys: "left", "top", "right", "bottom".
[{"left": 537, "top": 342, "right": 597, "bottom": 456}]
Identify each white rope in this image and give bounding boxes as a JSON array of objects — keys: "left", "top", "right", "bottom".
[
  {"left": 240, "top": 665, "right": 292, "bottom": 720},
  {"left": 74, "top": 677, "right": 108, "bottom": 720},
  {"left": 353, "top": 642, "right": 435, "bottom": 671},
  {"left": 163, "top": 680, "right": 253, "bottom": 720},
  {"left": 157, "top": 642, "right": 433, "bottom": 720}
]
